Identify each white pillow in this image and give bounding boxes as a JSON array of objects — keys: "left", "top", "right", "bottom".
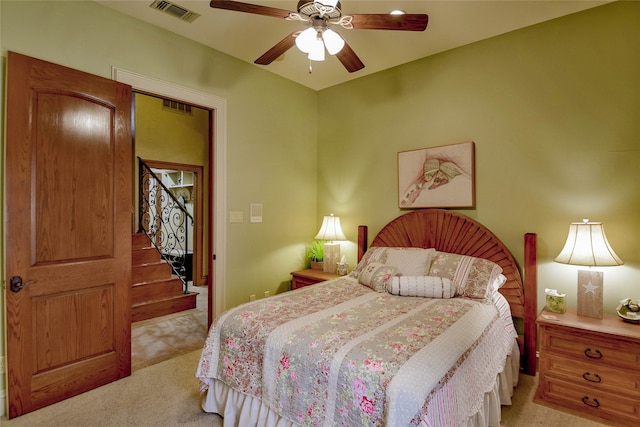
[
  {"left": 351, "top": 247, "right": 435, "bottom": 279},
  {"left": 385, "top": 247, "right": 435, "bottom": 276},
  {"left": 387, "top": 276, "right": 456, "bottom": 298},
  {"left": 488, "top": 274, "right": 507, "bottom": 294}
]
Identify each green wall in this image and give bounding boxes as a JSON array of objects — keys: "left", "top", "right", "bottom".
[
  {"left": 136, "top": 94, "right": 210, "bottom": 166},
  {"left": 1, "top": 0, "right": 639, "bottom": 417},
  {"left": 0, "top": 0, "right": 318, "bottom": 411},
  {"left": 318, "top": 1, "right": 640, "bottom": 316},
  {"left": 0, "top": 0, "right": 318, "bottom": 307}
]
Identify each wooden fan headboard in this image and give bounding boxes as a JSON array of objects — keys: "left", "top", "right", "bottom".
[{"left": 357, "top": 209, "right": 537, "bottom": 375}]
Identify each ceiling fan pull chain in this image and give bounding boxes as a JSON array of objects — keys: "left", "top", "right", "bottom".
[{"left": 308, "top": 60, "right": 313, "bottom": 74}]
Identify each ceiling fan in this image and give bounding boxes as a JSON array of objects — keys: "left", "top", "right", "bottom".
[{"left": 209, "top": 0, "right": 428, "bottom": 73}]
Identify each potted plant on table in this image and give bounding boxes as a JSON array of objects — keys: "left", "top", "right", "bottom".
[{"left": 308, "top": 240, "right": 324, "bottom": 270}]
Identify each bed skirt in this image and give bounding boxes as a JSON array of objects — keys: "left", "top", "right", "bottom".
[{"left": 200, "top": 340, "right": 520, "bottom": 427}]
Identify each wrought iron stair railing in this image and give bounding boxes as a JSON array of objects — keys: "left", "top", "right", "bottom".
[{"left": 138, "top": 158, "right": 193, "bottom": 293}]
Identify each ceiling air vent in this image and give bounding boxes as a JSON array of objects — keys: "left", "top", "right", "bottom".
[
  {"left": 163, "top": 99, "right": 192, "bottom": 115},
  {"left": 149, "top": 0, "right": 201, "bottom": 23}
]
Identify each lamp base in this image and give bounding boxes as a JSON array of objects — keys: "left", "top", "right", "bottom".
[
  {"left": 577, "top": 269, "right": 603, "bottom": 319},
  {"left": 323, "top": 242, "right": 340, "bottom": 273}
]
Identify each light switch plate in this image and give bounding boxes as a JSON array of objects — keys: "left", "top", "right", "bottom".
[
  {"left": 229, "top": 210, "right": 243, "bottom": 223},
  {"left": 250, "top": 204, "right": 262, "bottom": 223}
]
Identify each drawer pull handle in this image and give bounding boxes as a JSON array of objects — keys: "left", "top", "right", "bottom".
[
  {"left": 584, "top": 348, "right": 603, "bottom": 359},
  {"left": 582, "top": 372, "right": 602, "bottom": 383},
  {"left": 582, "top": 396, "right": 600, "bottom": 408}
]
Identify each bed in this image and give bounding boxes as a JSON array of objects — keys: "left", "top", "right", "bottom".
[{"left": 197, "top": 209, "right": 537, "bottom": 426}]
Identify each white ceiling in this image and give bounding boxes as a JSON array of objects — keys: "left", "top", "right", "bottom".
[{"left": 97, "top": 0, "right": 612, "bottom": 91}]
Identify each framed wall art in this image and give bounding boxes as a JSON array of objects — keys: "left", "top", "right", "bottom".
[{"left": 398, "top": 141, "right": 475, "bottom": 208}]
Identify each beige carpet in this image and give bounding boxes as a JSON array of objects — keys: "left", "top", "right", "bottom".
[
  {"left": 500, "top": 374, "right": 606, "bottom": 427},
  {"left": 2, "top": 352, "right": 606, "bottom": 427},
  {"left": 1, "top": 350, "right": 223, "bottom": 427}
]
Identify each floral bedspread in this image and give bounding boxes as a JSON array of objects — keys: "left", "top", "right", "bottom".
[{"left": 196, "top": 277, "right": 517, "bottom": 427}]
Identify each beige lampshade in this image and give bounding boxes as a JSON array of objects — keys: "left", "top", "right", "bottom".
[
  {"left": 554, "top": 219, "right": 623, "bottom": 266},
  {"left": 314, "top": 214, "right": 346, "bottom": 242}
]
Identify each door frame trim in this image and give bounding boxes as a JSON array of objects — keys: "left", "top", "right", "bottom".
[{"left": 112, "top": 68, "right": 227, "bottom": 319}]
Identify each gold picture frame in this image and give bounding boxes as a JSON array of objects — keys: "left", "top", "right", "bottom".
[{"left": 398, "top": 141, "right": 475, "bottom": 208}]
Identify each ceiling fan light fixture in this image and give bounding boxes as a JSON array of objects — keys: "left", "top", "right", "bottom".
[
  {"left": 322, "top": 28, "right": 344, "bottom": 55},
  {"left": 308, "top": 37, "right": 326, "bottom": 61},
  {"left": 295, "top": 27, "right": 318, "bottom": 53},
  {"left": 389, "top": 10, "right": 405, "bottom": 16},
  {"left": 210, "top": 0, "right": 426, "bottom": 73}
]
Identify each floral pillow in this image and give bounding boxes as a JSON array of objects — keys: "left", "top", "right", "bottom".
[
  {"left": 350, "top": 247, "right": 388, "bottom": 279},
  {"left": 350, "top": 247, "right": 434, "bottom": 279},
  {"left": 358, "top": 262, "right": 398, "bottom": 293},
  {"left": 428, "top": 251, "right": 503, "bottom": 300}
]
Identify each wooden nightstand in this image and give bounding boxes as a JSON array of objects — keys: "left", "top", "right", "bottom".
[
  {"left": 291, "top": 269, "right": 341, "bottom": 290},
  {"left": 535, "top": 308, "right": 640, "bottom": 426}
]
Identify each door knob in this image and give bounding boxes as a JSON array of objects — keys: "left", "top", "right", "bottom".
[{"left": 9, "top": 276, "right": 34, "bottom": 293}]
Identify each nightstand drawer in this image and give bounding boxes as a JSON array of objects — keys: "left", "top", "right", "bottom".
[
  {"left": 292, "top": 275, "right": 319, "bottom": 289},
  {"left": 536, "top": 310, "right": 640, "bottom": 425},
  {"left": 541, "top": 354, "right": 640, "bottom": 397},
  {"left": 542, "top": 377, "right": 640, "bottom": 424},
  {"left": 291, "top": 269, "right": 341, "bottom": 290},
  {"left": 542, "top": 326, "right": 640, "bottom": 369}
]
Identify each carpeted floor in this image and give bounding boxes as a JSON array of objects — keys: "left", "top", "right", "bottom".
[
  {"left": 1, "top": 350, "right": 223, "bottom": 427},
  {"left": 1, "top": 352, "right": 607, "bottom": 427},
  {"left": 500, "top": 374, "right": 606, "bottom": 427}
]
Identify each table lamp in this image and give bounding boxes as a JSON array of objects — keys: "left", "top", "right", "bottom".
[
  {"left": 315, "top": 213, "right": 346, "bottom": 273},
  {"left": 554, "top": 219, "right": 623, "bottom": 319}
]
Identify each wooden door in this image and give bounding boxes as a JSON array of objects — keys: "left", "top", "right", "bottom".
[{"left": 4, "top": 52, "right": 132, "bottom": 418}]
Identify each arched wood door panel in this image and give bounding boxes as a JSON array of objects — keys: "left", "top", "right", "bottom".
[{"left": 5, "top": 52, "right": 132, "bottom": 418}]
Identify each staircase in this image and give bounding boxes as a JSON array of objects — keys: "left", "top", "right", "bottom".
[{"left": 131, "top": 233, "right": 197, "bottom": 322}]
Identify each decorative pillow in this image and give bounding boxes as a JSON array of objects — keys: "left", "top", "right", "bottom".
[
  {"left": 384, "top": 247, "right": 435, "bottom": 276},
  {"left": 387, "top": 276, "right": 456, "bottom": 298},
  {"left": 359, "top": 262, "right": 398, "bottom": 293},
  {"left": 350, "top": 247, "right": 435, "bottom": 279},
  {"left": 350, "top": 247, "right": 388, "bottom": 279},
  {"left": 428, "top": 251, "right": 503, "bottom": 300}
]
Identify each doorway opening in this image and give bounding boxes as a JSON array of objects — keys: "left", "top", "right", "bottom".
[
  {"left": 113, "top": 67, "right": 227, "bottom": 324},
  {"left": 131, "top": 92, "right": 210, "bottom": 370}
]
